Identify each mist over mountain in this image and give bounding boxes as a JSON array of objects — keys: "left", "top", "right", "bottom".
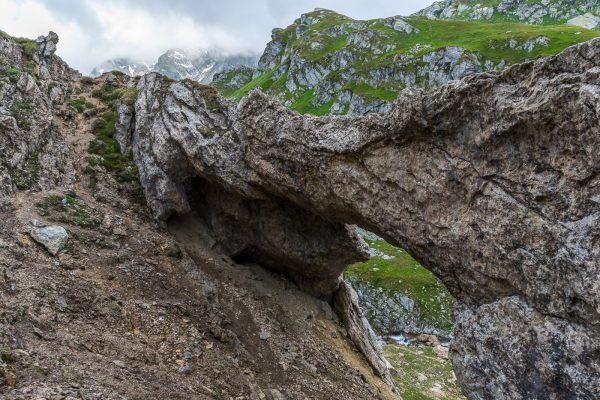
[{"left": 91, "top": 48, "right": 259, "bottom": 84}]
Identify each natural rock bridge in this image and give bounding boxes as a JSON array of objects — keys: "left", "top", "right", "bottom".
[{"left": 117, "top": 38, "right": 600, "bottom": 399}]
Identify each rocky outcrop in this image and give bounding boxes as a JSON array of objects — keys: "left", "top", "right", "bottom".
[
  {"left": 0, "top": 31, "right": 80, "bottom": 210},
  {"left": 568, "top": 12, "right": 600, "bottom": 29},
  {"left": 120, "top": 38, "right": 600, "bottom": 399},
  {"left": 349, "top": 280, "right": 452, "bottom": 337}
]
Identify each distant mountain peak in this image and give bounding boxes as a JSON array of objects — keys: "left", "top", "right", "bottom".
[{"left": 90, "top": 48, "right": 259, "bottom": 84}]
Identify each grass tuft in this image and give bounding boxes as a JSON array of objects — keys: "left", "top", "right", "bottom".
[{"left": 36, "top": 193, "right": 99, "bottom": 228}]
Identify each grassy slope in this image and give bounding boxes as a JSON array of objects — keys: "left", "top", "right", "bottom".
[
  {"left": 345, "top": 240, "right": 454, "bottom": 333},
  {"left": 226, "top": 11, "right": 598, "bottom": 115},
  {"left": 384, "top": 344, "right": 465, "bottom": 400}
]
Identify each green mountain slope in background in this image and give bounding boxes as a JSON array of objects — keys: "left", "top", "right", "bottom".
[{"left": 213, "top": 5, "right": 598, "bottom": 116}]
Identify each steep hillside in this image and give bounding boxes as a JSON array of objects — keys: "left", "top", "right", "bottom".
[
  {"left": 212, "top": 8, "right": 598, "bottom": 115},
  {"left": 0, "top": 31, "right": 396, "bottom": 399},
  {"left": 416, "top": 0, "right": 600, "bottom": 27}
]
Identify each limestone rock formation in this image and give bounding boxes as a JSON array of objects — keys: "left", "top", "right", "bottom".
[
  {"left": 568, "top": 12, "right": 600, "bottom": 30},
  {"left": 119, "top": 38, "right": 600, "bottom": 399},
  {"left": 333, "top": 281, "right": 393, "bottom": 386},
  {"left": 0, "top": 31, "right": 80, "bottom": 210}
]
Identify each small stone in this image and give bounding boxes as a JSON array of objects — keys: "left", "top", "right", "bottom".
[
  {"left": 177, "top": 365, "right": 193, "bottom": 374},
  {"left": 300, "top": 359, "right": 317, "bottom": 375},
  {"left": 259, "top": 331, "right": 271, "bottom": 340},
  {"left": 433, "top": 345, "right": 449, "bottom": 359},
  {"left": 417, "top": 373, "right": 428, "bottom": 382},
  {"left": 269, "top": 389, "right": 285, "bottom": 400},
  {"left": 30, "top": 225, "right": 69, "bottom": 255},
  {"left": 183, "top": 351, "right": 193, "bottom": 359}
]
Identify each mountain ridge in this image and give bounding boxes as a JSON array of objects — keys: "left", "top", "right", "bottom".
[{"left": 212, "top": 7, "right": 599, "bottom": 116}]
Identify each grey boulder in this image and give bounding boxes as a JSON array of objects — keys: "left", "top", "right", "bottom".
[{"left": 30, "top": 225, "right": 68, "bottom": 255}]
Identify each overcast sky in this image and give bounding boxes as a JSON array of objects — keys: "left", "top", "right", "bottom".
[{"left": 0, "top": 0, "right": 435, "bottom": 73}]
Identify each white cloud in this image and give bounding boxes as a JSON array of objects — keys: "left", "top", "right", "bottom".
[{"left": 0, "top": 0, "right": 436, "bottom": 74}]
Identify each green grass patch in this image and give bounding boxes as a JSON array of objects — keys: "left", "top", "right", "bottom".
[
  {"left": 88, "top": 111, "right": 139, "bottom": 183},
  {"left": 384, "top": 344, "right": 464, "bottom": 400},
  {"left": 288, "top": 89, "right": 338, "bottom": 116},
  {"left": 10, "top": 151, "right": 39, "bottom": 190},
  {"left": 36, "top": 193, "right": 99, "bottom": 228},
  {"left": 87, "top": 82, "right": 142, "bottom": 195},
  {"left": 343, "top": 82, "right": 398, "bottom": 102},
  {"left": 86, "top": 105, "right": 144, "bottom": 201},
  {"left": 345, "top": 240, "right": 453, "bottom": 333},
  {"left": 3, "top": 67, "right": 21, "bottom": 78},
  {"left": 14, "top": 37, "right": 37, "bottom": 59},
  {"left": 68, "top": 98, "right": 95, "bottom": 113},
  {"left": 10, "top": 99, "right": 33, "bottom": 129},
  {"left": 402, "top": 17, "right": 599, "bottom": 64},
  {"left": 232, "top": 68, "right": 276, "bottom": 100},
  {"left": 92, "top": 84, "right": 138, "bottom": 108}
]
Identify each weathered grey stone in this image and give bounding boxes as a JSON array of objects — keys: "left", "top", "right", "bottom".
[
  {"left": 0, "top": 32, "right": 79, "bottom": 210},
  {"left": 349, "top": 279, "right": 452, "bottom": 336},
  {"left": 35, "top": 31, "right": 58, "bottom": 58},
  {"left": 333, "top": 281, "right": 394, "bottom": 386},
  {"left": 383, "top": 17, "right": 420, "bottom": 34},
  {"left": 451, "top": 296, "right": 600, "bottom": 399},
  {"left": 568, "top": 12, "right": 600, "bottom": 29}
]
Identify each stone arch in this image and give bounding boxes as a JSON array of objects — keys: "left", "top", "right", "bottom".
[{"left": 120, "top": 39, "right": 600, "bottom": 399}]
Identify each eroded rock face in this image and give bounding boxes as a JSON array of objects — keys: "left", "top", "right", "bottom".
[
  {"left": 120, "top": 38, "right": 600, "bottom": 399},
  {"left": 0, "top": 32, "right": 80, "bottom": 209},
  {"left": 125, "top": 75, "right": 369, "bottom": 297}
]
